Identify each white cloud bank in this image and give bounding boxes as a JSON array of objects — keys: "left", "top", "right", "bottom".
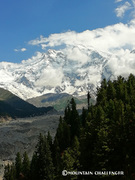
[
  {"left": 29, "top": 21, "right": 135, "bottom": 55},
  {"left": 28, "top": 20, "right": 135, "bottom": 83}
]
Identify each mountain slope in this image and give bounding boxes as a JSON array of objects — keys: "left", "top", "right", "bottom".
[
  {"left": 0, "top": 88, "right": 54, "bottom": 118},
  {"left": 27, "top": 93, "right": 91, "bottom": 111},
  {"left": 0, "top": 45, "right": 134, "bottom": 100},
  {"left": 27, "top": 93, "right": 72, "bottom": 110}
]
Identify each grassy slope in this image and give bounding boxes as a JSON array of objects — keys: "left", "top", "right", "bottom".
[{"left": 27, "top": 93, "right": 95, "bottom": 111}]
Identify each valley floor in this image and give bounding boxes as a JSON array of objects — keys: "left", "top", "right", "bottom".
[{"left": 0, "top": 113, "right": 60, "bottom": 179}]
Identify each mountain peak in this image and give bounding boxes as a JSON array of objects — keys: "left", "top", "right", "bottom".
[{"left": 0, "top": 46, "right": 134, "bottom": 100}]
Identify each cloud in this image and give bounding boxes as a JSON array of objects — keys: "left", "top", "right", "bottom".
[
  {"left": 28, "top": 21, "right": 135, "bottom": 83},
  {"left": 106, "top": 49, "right": 135, "bottom": 78},
  {"left": 64, "top": 46, "right": 89, "bottom": 63},
  {"left": 28, "top": 22, "right": 135, "bottom": 55},
  {"left": 21, "top": 48, "right": 27, "bottom": 52},
  {"left": 115, "top": 1, "right": 131, "bottom": 17},
  {"left": 35, "top": 66, "right": 64, "bottom": 87},
  {"left": 131, "top": 0, "right": 135, "bottom": 17},
  {"left": 28, "top": 31, "right": 79, "bottom": 48},
  {"left": 115, "top": 0, "right": 123, "bottom": 3},
  {"left": 14, "top": 48, "right": 27, "bottom": 52},
  {"left": 132, "top": 0, "right": 135, "bottom": 6},
  {"left": 14, "top": 49, "right": 19, "bottom": 52}
]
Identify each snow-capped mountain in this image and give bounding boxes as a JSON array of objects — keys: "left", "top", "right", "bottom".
[{"left": 0, "top": 45, "right": 134, "bottom": 100}]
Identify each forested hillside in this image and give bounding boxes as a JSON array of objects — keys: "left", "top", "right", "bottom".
[{"left": 3, "top": 74, "right": 135, "bottom": 180}]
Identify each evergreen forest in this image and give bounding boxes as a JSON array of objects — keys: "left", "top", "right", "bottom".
[{"left": 3, "top": 74, "right": 135, "bottom": 180}]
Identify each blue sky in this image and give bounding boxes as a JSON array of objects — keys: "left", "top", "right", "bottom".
[{"left": 0, "top": 0, "right": 135, "bottom": 63}]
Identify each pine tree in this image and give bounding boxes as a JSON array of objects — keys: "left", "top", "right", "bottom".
[
  {"left": 53, "top": 136, "right": 61, "bottom": 177},
  {"left": 47, "top": 131, "right": 53, "bottom": 152},
  {"left": 93, "top": 118, "right": 111, "bottom": 170},
  {"left": 35, "top": 133, "right": 54, "bottom": 180},
  {"left": 55, "top": 116, "right": 71, "bottom": 152},
  {"left": 10, "top": 164, "right": 16, "bottom": 180},
  {"left": 62, "top": 136, "right": 80, "bottom": 178},
  {"left": 81, "top": 107, "right": 87, "bottom": 127},
  {"left": 97, "top": 86, "right": 107, "bottom": 106},
  {"left": 107, "top": 80, "right": 116, "bottom": 100},
  {"left": 70, "top": 98, "right": 80, "bottom": 138},
  {"left": 64, "top": 104, "right": 71, "bottom": 124},
  {"left": 3, "top": 163, "right": 16, "bottom": 180},
  {"left": 22, "top": 151, "right": 30, "bottom": 179},
  {"left": 87, "top": 91, "right": 91, "bottom": 110},
  {"left": 3, "top": 164, "right": 11, "bottom": 180},
  {"left": 30, "top": 153, "right": 38, "bottom": 180},
  {"left": 15, "top": 152, "right": 22, "bottom": 179}
]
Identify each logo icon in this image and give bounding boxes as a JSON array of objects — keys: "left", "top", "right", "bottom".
[{"left": 62, "top": 170, "right": 67, "bottom": 176}]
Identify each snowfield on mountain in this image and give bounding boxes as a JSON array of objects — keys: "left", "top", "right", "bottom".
[{"left": 0, "top": 45, "right": 135, "bottom": 100}]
